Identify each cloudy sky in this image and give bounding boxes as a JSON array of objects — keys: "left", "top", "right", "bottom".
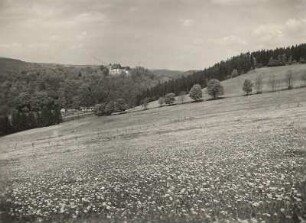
[{"left": 0, "top": 0, "right": 306, "bottom": 70}]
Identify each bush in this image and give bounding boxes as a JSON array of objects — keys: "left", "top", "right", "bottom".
[
  {"left": 158, "top": 97, "right": 165, "bottom": 107},
  {"left": 142, "top": 98, "right": 150, "bottom": 110},
  {"left": 164, "top": 93, "right": 175, "bottom": 105},
  {"left": 114, "top": 98, "right": 128, "bottom": 112},
  {"left": 242, "top": 79, "right": 253, "bottom": 95},
  {"left": 105, "top": 101, "right": 114, "bottom": 115},
  {"left": 207, "top": 79, "right": 224, "bottom": 99},
  {"left": 94, "top": 103, "right": 106, "bottom": 116},
  {"left": 189, "top": 84, "right": 202, "bottom": 101},
  {"left": 94, "top": 99, "right": 128, "bottom": 116}
]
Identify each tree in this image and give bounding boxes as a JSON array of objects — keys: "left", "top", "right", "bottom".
[
  {"left": 254, "top": 75, "right": 263, "bottom": 94},
  {"left": 189, "top": 84, "right": 202, "bottom": 102},
  {"left": 178, "top": 91, "right": 186, "bottom": 104},
  {"left": 269, "top": 74, "right": 276, "bottom": 91},
  {"left": 252, "top": 56, "right": 257, "bottom": 68},
  {"left": 0, "top": 115, "right": 12, "bottom": 136},
  {"left": 303, "top": 72, "right": 306, "bottom": 85},
  {"left": 231, "top": 69, "right": 239, "bottom": 78},
  {"left": 207, "top": 79, "right": 224, "bottom": 99},
  {"left": 164, "top": 93, "right": 175, "bottom": 105},
  {"left": 142, "top": 97, "right": 150, "bottom": 110},
  {"left": 288, "top": 55, "right": 293, "bottom": 65},
  {"left": 158, "top": 97, "right": 165, "bottom": 107},
  {"left": 286, "top": 70, "right": 294, "bottom": 89},
  {"left": 243, "top": 79, "right": 253, "bottom": 95}
]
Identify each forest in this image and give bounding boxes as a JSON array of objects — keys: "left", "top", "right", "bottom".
[
  {"left": 136, "top": 43, "right": 306, "bottom": 105},
  {"left": 0, "top": 65, "right": 161, "bottom": 135}
]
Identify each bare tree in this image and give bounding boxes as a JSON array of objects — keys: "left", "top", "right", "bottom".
[
  {"left": 269, "top": 74, "right": 276, "bottom": 91},
  {"left": 254, "top": 75, "right": 263, "bottom": 94},
  {"left": 303, "top": 72, "right": 306, "bottom": 86},
  {"left": 286, "top": 70, "right": 294, "bottom": 89},
  {"left": 142, "top": 98, "right": 149, "bottom": 110},
  {"left": 178, "top": 91, "right": 186, "bottom": 104}
]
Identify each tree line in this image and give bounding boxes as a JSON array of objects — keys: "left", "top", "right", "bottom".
[
  {"left": 136, "top": 43, "right": 306, "bottom": 105},
  {"left": 0, "top": 65, "right": 161, "bottom": 136}
]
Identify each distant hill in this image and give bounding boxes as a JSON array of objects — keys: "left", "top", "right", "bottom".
[
  {"left": 0, "top": 57, "right": 190, "bottom": 82},
  {"left": 150, "top": 69, "right": 193, "bottom": 82},
  {"left": 0, "top": 57, "right": 32, "bottom": 73}
]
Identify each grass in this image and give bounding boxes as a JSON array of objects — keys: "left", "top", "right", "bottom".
[
  {"left": 133, "top": 64, "right": 306, "bottom": 110},
  {"left": 1, "top": 83, "right": 306, "bottom": 222}
]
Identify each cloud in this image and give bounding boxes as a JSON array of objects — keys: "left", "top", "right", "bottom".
[
  {"left": 0, "top": 43, "right": 22, "bottom": 48},
  {"left": 180, "top": 19, "right": 194, "bottom": 27},
  {"left": 76, "top": 31, "right": 88, "bottom": 41},
  {"left": 253, "top": 18, "right": 306, "bottom": 45},
  {"left": 253, "top": 24, "right": 283, "bottom": 42},
  {"left": 209, "top": 35, "right": 247, "bottom": 46},
  {"left": 211, "top": 0, "right": 268, "bottom": 5}
]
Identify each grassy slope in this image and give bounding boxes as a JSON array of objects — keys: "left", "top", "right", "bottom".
[
  {"left": 137, "top": 64, "right": 306, "bottom": 110},
  {"left": 0, "top": 83, "right": 306, "bottom": 221}
]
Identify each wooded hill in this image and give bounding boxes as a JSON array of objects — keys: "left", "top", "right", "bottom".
[
  {"left": 136, "top": 43, "right": 306, "bottom": 105},
  {"left": 0, "top": 60, "right": 185, "bottom": 135}
]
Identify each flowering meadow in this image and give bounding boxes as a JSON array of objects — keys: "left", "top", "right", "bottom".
[{"left": 0, "top": 88, "right": 306, "bottom": 223}]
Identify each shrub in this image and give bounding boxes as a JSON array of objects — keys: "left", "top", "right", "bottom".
[
  {"left": 158, "top": 97, "right": 165, "bottom": 107},
  {"left": 114, "top": 98, "right": 128, "bottom": 112},
  {"left": 243, "top": 79, "right": 253, "bottom": 95},
  {"left": 164, "top": 93, "right": 175, "bottom": 105},
  {"left": 94, "top": 103, "right": 106, "bottom": 116},
  {"left": 207, "top": 79, "right": 224, "bottom": 99},
  {"left": 105, "top": 101, "right": 115, "bottom": 115},
  {"left": 189, "top": 84, "right": 202, "bottom": 101}
]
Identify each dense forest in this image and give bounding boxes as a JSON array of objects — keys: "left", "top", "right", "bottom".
[
  {"left": 0, "top": 64, "right": 162, "bottom": 135},
  {"left": 136, "top": 43, "right": 306, "bottom": 105}
]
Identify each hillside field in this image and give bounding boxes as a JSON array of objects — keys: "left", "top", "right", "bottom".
[
  {"left": 137, "top": 64, "right": 306, "bottom": 110},
  {"left": 1, "top": 81, "right": 306, "bottom": 222}
]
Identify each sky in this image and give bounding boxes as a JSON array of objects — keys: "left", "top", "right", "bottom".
[{"left": 0, "top": 0, "right": 306, "bottom": 70}]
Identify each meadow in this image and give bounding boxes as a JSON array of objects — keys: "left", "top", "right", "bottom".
[
  {"left": 138, "top": 64, "right": 306, "bottom": 110},
  {"left": 1, "top": 70, "right": 306, "bottom": 222}
]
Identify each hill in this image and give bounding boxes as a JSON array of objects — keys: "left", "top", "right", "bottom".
[
  {"left": 0, "top": 57, "right": 32, "bottom": 73},
  {"left": 150, "top": 69, "right": 193, "bottom": 82},
  {"left": 133, "top": 63, "right": 306, "bottom": 110},
  {"left": 137, "top": 43, "right": 306, "bottom": 104},
  {"left": 0, "top": 57, "right": 187, "bottom": 81},
  {"left": 1, "top": 84, "right": 306, "bottom": 222}
]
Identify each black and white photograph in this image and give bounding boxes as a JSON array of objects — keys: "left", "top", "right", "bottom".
[{"left": 0, "top": 0, "right": 306, "bottom": 222}]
